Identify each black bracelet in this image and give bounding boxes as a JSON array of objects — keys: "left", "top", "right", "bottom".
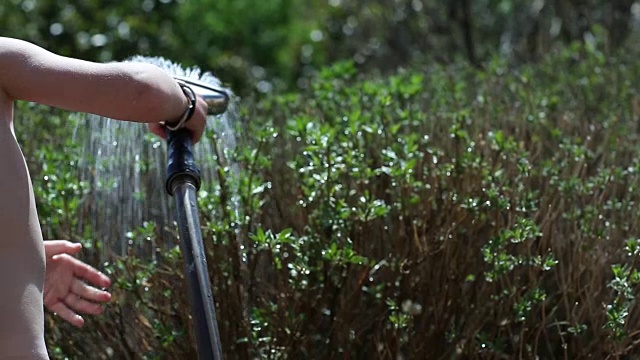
[{"left": 165, "top": 80, "right": 197, "bottom": 131}]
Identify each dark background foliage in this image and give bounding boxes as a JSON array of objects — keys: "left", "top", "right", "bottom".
[{"left": 3, "top": 0, "right": 639, "bottom": 93}]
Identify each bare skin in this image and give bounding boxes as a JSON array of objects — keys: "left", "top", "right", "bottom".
[
  {"left": 42, "top": 241, "right": 112, "bottom": 328},
  {"left": 0, "top": 37, "right": 208, "bottom": 359}
]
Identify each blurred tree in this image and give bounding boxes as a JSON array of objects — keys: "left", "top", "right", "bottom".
[
  {"left": 0, "top": 0, "right": 181, "bottom": 62},
  {"left": 0, "top": 0, "right": 323, "bottom": 94},
  {"left": 173, "top": 0, "right": 321, "bottom": 93},
  {"left": 0, "top": 0, "right": 636, "bottom": 91},
  {"left": 319, "top": 0, "right": 635, "bottom": 69}
]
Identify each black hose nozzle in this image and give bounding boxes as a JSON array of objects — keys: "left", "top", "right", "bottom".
[{"left": 166, "top": 128, "right": 201, "bottom": 195}]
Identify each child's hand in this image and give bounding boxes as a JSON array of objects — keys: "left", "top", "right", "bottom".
[
  {"left": 148, "top": 94, "right": 209, "bottom": 144},
  {"left": 42, "top": 240, "right": 112, "bottom": 328}
]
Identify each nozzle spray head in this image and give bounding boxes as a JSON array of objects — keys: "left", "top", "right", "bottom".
[{"left": 173, "top": 75, "right": 230, "bottom": 115}]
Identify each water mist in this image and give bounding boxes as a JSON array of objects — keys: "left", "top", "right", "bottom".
[{"left": 77, "top": 57, "right": 240, "bottom": 262}]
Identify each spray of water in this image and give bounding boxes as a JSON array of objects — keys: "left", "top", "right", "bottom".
[{"left": 77, "top": 56, "right": 240, "bottom": 261}]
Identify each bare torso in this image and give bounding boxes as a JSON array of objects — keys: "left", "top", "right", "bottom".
[{"left": 0, "top": 96, "right": 48, "bottom": 359}]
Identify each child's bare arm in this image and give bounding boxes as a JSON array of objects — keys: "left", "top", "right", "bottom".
[{"left": 0, "top": 37, "right": 186, "bottom": 123}]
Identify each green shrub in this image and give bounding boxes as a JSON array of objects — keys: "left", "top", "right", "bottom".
[{"left": 13, "top": 39, "right": 640, "bottom": 358}]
